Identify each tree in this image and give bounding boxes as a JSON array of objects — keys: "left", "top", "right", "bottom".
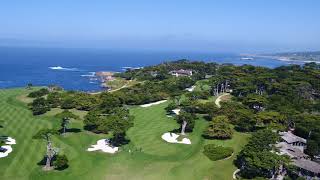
[
  {"left": 55, "top": 110, "right": 79, "bottom": 120},
  {"left": 243, "top": 94, "right": 268, "bottom": 111},
  {"left": 84, "top": 107, "right": 134, "bottom": 146},
  {"left": 61, "top": 97, "right": 76, "bottom": 109},
  {"left": 203, "top": 115, "right": 233, "bottom": 139},
  {"left": 30, "top": 97, "right": 50, "bottom": 115},
  {"left": 175, "top": 111, "right": 195, "bottom": 135},
  {"left": 165, "top": 102, "right": 177, "bottom": 113},
  {"left": 235, "top": 130, "right": 288, "bottom": 179},
  {"left": 33, "top": 129, "right": 58, "bottom": 170},
  {"left": 84, "top": 110, "right": 101, "bottom": 131},
  {"left": 255, "top": 111, "right": 286, "bottom": 129},
  {"left": 61, "top": 117, "right": 70, "bottom": 135},
  {"left": 28, "top": 88, "right": 49, "bottom": 98},
  {"left": 0, "top": 120, "right": 4, "bottom": 128},
  {"left": 99, "top": 93, "right": 122, "bottom": 113},
  {"left": 47, "top": 92, "right": 61, "bottom": 108},
  {"left": 26, "top": 83, "right": 33, "bottom": 90},
  {"left": 305, "top": 140, "right": 319, "bottom": 158}
]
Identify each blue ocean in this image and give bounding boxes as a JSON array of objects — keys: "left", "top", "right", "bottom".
[{"left": 0, "top": 47, "right": 301, "bottom": 92}]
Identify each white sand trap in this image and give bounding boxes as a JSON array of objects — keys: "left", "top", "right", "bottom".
[
  {"left": 5, "top": 137, "right": 16, "bottom": 145},
  {"left": 185, "top": 86, "right": 196, "bottom": 92},
  {"left": 140, "top": 100, "right": 167, "bottom": 107},
  {"left": 233, "top": 169, "right": 240, "bottom": 179},
  {"left": 0, "top": 137, "right": 16, "bottom": 158},
  {"left": 87, "top": 139, "right": 119, "bottom": 154},
  {"left": 161, "top": 132, "right": 191, "bottom": 145},
  {"left": 0, "top": 145, "right": 13, "bottom": 158},
  {"left": 172, "top": 109, "right": 181, "bottom": 115}
]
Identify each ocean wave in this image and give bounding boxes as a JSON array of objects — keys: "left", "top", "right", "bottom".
[
  {"left": 49, "top": 66, "right": 78, "bottom": 71},
  {"left": 81, "top": 72, "right": 96, "bottom": 77},
  {"left": 0, "top": 80, "right": 11, "bottom": 83}
]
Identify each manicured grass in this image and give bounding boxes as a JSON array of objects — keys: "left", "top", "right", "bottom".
[
  {"left": 0, "top": 89, "right": 110, "bottom": 180},
  {"left": 0, "top": 88, "right": 249, "bottom": 180}
]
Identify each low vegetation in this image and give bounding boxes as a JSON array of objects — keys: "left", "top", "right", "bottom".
[
  {"left": 203, "top": 144, "right": 233, "bottom": 161},
  {"left": 203, "top": 115, "right": 233, "bottom": 139}
]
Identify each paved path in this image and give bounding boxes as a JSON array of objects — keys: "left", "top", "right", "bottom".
[
  {"left": 215, "top": 93, "right": 230, "bottom": 108},
  {"left": 232, "top": 169, "right": 240, "bottom": 179}
]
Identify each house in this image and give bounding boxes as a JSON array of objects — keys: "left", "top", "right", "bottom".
[
  {"left": 170, "top": 69, "right": 193, "bottom": 77},
  {"left": 276, "top": 131, "right": 320, "bottom": 179},
  {"left": 279, "top": 131, "right": 307, "bottom": 151},
  {"left": 293, "top": 159, "right": 320, "bottom": 178}
]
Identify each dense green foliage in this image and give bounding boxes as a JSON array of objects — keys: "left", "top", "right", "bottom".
[
  {"left": 175, "top": 111, "right": 196, "bottom": 133},
  {"left": 24, "top": 60, "right": 320, "bottom": 179},
  {"left": 293, "top": 114, "right": 320, "bottom": 157},
  {"left": 55, "top": 110, "right": 79, "bottom": 120},
  {"left": 235, "top": 130, "right": 289, "bottom": 179},
  {"left": 203, "top": 144, "right": 234, "bottom": 161},
  {"left": 30, "top": 97, "right": 50, "bottom": 115},
  {"left": 53, "top": 155, "right": 69, "bottom": 170},
  {"left": 84, "top": 107, "right": 134, "bottom": 145},
  {"left": 32, "top": 129, "right": 58, "bottom": 140},
  {"left": 27, "top": 88, "right": 49, "bottom": 98},
  {"left": 203, "top": 115, "right": 233, "bottom": 139}
]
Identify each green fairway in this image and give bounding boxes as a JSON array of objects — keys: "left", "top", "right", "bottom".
[{"left": 0, "top": 88, "right": 249, "bottom": 180}]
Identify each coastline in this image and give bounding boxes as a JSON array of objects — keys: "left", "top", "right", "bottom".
[{"left": 242, "top": 54, "right": 320, "bottom": 64}]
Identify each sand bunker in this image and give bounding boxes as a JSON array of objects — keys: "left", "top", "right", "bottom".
[
  {"left": 233, "top": 169, "right": 240, "bottom": 179},
  {"left": 87, "top": 139, "right": 119, "bottom": 154},
  {"left": 172, "top": 109, "right": 181, "bottom": 115},
  {"left": 140, "top": 100, "right": 167, "bottom": 107},
  {"left": 185, "top": 86, "right": 196, "bottom": 92},
  {"left": 0, "top": 137, "right": 16, "bottom": 158},
  {"left": 5, "top": 137, "right": 16, "bottom": 145},
  {"left": 161, "top": 132, "right": 191, "bottom": 145}
]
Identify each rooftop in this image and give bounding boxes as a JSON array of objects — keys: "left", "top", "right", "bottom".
[
  {"left": 279, "top": 131, "right": 307, "bottom": 144},
  {"left": 275, "top": 142, "right": 308, "bottom": 159},
  {"left": 170, "top": 69, "right": 192, "bottom": 74},
  {"left": 293, "top": 159, "right": 320, "bottom": 174}
]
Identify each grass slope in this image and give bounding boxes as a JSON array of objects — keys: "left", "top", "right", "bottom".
[{"left": 0, "top": 88, "right": 249, "bottom": 180}]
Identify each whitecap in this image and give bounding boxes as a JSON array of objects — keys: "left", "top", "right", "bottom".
[
  {"left": 49, "top": 66, "right": 78, "bottom": 71},
  {"left": 81, "top": 72, "right": 96, "bottom": 77}
]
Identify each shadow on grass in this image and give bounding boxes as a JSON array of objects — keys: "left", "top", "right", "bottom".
[
  {"left": 58, "top": 128, "right": 82, "bottom": 134},
  {"left": 37, "top": 156, "right": 69, "bottom": 171}
]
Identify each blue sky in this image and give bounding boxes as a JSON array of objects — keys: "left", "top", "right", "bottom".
[{"left": 0, "top": 0, "right": 319, "bottom": 53}]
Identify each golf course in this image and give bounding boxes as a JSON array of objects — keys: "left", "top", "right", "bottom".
[{"left": 0, "top": 88, "right": 249, "bottom": 180}]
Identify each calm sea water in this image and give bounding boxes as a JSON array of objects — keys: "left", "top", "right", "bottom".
[{"left": 0, "top": 47, "right": 300, "bottom": 92}]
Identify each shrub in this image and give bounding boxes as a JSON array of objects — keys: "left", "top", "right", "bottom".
[
  {"left": 28, "top": 88, "right": 49, "bottom": 98},
  {"left": 53, "top": 154, "right": 69, "bottom": 170},
  {"left": 55, "top": 110, "right": 79, "bottom": 120},
  {"left": 30, "top": 97, "right": 50, "bottom": 115},
  {"left": 61, "top": 97, "right": 76, "bottom": 109},
  {"left": 203, "top": 144, "right": 233, "bottom": 161},
  {"left": 203, "top": 115, "right": 233, "bottom": 139}
]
